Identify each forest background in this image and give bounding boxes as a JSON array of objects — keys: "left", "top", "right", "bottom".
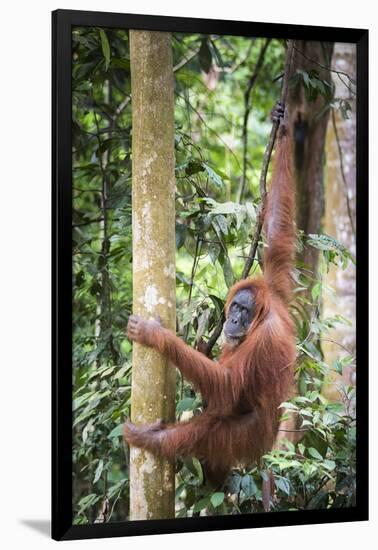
[{"left": 71, "top": 29, "right": 357, "bottom": 523}]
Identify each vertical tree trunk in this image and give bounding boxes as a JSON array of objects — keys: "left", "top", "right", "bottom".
[
  {"left": 287, "top": 41, "right": 334, "bottom": 282},
  {"left": 129, "top": 30, "right": 176, "bottom": 520},
  {"left": 322, "top": 43, "right": 356, "bottom": 401},
  {"left": 276, "top": 41, "right": 334, "bottom": 446}
]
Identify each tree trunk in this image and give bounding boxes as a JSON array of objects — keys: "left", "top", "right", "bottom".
[
  {"left": 276, "top": 41, "right": 334, "bottom": 446},
  {"left": 287, "top": 41, "right": 334, "bottom": 281},
  {"left": 322, "top": 43, "right": 356, "bottom": 401},
  {"left": 129, "top": 30, "right": 176, "bottom": 520}
]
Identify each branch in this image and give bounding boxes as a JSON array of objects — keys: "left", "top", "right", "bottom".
[
  {"left": 184, "top": 235, "right": 202, "bottom": 343},
  {"left": 230, "top": 40, "right": 255, "bottom": 74},
  {"left": 73, "top": 187, "right": 102, "bottom": 195},
  {"left": 173, "top": 50, "right": 199, "bottom": 72},
  {"left": 292, "top": 44, "right": 356, "bottom": 85},
  {"left": 292, "top": 44, "right": 356, "bottom": 97},
  {"left": 238, "top": 38, "right": 271, "bottom": 203},
  {"left": 318, "top": 337, "right": 355, "bottom": 358},
  {"left": 277, "top": 428, "right": 307, "bottom": 433},
  {"left": 177, "top": 91, "right": 242, "bottom": 170},
  {"left": 242, "top": 39, "right": 295, "bottom": 279},
  {"left": 173, "top": 36, "right": 222, "bottom": 73},
  {"left": 304, "top": 475, "right": 329, "bottom": 508},
  {"left": 204, "top": 311, "right": 225, "bottom": 355},
  {"left": 73, "top": 216, "right": 105, "bottom": 228},
  {"left": 115, "top": 95, "right": 131, "bottom": 117},
  {"left": 93, "top": 104, "right": 118, "bottom": 364}
]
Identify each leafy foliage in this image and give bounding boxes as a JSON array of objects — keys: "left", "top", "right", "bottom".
[{"left": 72, "top": 27, "right": 133, "bottom": 523}]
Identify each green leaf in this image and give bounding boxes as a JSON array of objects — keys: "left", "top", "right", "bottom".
[
  {"left": 210, "top": 492, "right": 225, "bottom": 507},
  {"left": 73, "top": 391, "right": 94, "bottom": 411},
  {"left": 203, "top": 164, "right": 224, "bottom": 188},
  {"left": 73, "top": 408, "right": 95, "bottom": 427},
  {"left": 245, "top": 201, "right": 256, "bottom": 221},
  {"left": 322, "top": 412, "right": 336, "bottom": 426},
  {"left": 208, "top": 294, "right": 224, "bottom": 316},
  {"left": 302, "top": 71, "right": 310, "bottom": 87},
  {"left": 82, "top": 418, "right": 94, "bottom": 444},
  {"left": 341, "top": 354, "right": 354, "bottom": 366},
  {"left": 221, "top": 254, "right": 234, "bottom": 288},
  {"left": 176, "top": 223, "right": 187, "bottom": 249},
  {"left": 78, "top": 493, "right": 100, "bottom": 513},
  {"left": 284, "top": 439, "right": 295, "bottom": 453},
  {"left": 110, "top": 58, "right": 130, "bottom": 71},
  {"left": 311, "top": 282, "right": 321, "bottom": 301},
  {"left": 108, "top": 424, "right": 124, "bottom": 438},
  {"left": 99, "top": 29, "right": 110, "bottom": 71},
  {"left": 93, "top": 459, "right": 104, "bottom": 483},
  {"left": 241, "top": 474, "right": 258, "bottom": 498},
  {"left": 196, "top": 309, "right": 210, "bottom": 340},
  {"left": 315, "top": 79, "right": 326, "bottom": 95},
  {"left": 299, "top": 409, "right": 313, "bottom": 418},
  {"left": 323, "top": 459, "right": 336, "bottom": 471},
  {"left": 332, "top": 360, "right": 343, "bottom": 374},
  {"left": 210, "top": 201, "right": 238, "bottom": 215},
  {"left": 301, "top": 419, "right": 312, "bottom": 427},
  {"left": 177, "top": 397, "right": 197, "bottom": 414},
  {"left": 228, "top": 473, "right": 242, "bottom": 494},
  {"left": 208, "top": 243, "right": 220, "bottom": 265},
  {"left": 193, "top": 496, "right": 210, "bottom": 512},
  {"left": 307, "top": 491, "right": 329, "bottom": 510},
  {"left": 184, "top": 457, "right": 204, "bottom": 484},
  {"left": 215, "top": 214, "right": 228, "bottom": 235},
  {"left": 275, "top": 476, "right": 290, "bottom": 495},
  {"left": 114, "top": 363, "right": 131, "bottom": 380},
  {"left": 307, "top": 234, "right": 355, "bottom": 265},
  {"left": 279, "top": 401, "right": 299, "bottom": 411},
  {"left": 108, "top": 479, "right": 127, "bottom": 498},
  {"left": 308, "top": 447, "right": 323, "bottom": 460},
  {"left": 101, "top": 366, "right": 116, "bottom": 378},
  {"left": 295, "top": 396, "right": 311, "bottom": 404}
]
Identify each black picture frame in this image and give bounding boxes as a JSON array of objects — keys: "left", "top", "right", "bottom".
[{"left": 52, "top": 9, "right": 369, "bottom": 541}]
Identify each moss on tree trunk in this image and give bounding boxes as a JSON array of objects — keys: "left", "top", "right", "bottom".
[{"left": 129, "top": 30, "right": 176, "bottom": 520}]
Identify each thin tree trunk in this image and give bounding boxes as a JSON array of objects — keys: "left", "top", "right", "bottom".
[
  {"left": 129, "top": 30, "right": 176, "bottom": 520},
  {"left": 322, "top": 43, "right": 356, "bottom": 402}
]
